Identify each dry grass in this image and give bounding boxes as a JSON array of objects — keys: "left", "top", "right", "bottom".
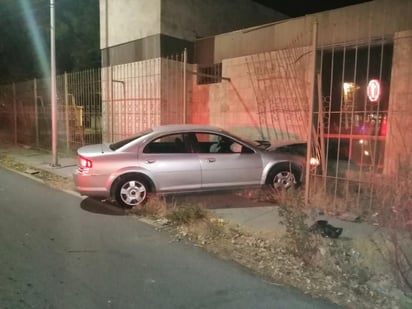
[
  {"left": 165, "top": 203, "right": 208, "bottom": 225},
  {"left": 276, "top": 189, "right": 321, "bottom": 265},
  {"left": 368, "top": 161, "right": 412, "bottom": 292},
  {"left": 308, "top": 159, "right": 412, "bottom": 297},
  {"left": 128, "top": 195, "right": 169, "bottom": 217}
]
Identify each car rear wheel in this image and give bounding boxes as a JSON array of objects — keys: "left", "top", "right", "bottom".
[
  {"left": 114, "top": 175, "right": 149, "bottom": 208},
  {"left": 268, "top": 163, "right": 300, "bottom": 190}
]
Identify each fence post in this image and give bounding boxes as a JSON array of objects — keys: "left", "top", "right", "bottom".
[
  {"left": 12, "top": 83, "right": 17, "bottom": 145},
  {"left": 183, "top": 48, "right": 187, "bottom": 124},
  {"left": 50, "top": 0, "right": 59, "bottom": 166},
  {"left": 64, "top": 72, "right": 70, "bottom": 152},
  {"left": 34, "top": 79, "right": 39, "bottom": 147},
  {"left": 110, "top": 65, "right": 114, "bottom": 142},
  {"left": 305, "top": 21, "right": 318, "bottom": 206}
]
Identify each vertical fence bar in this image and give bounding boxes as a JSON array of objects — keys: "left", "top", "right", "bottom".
[
  {"left": 13, "top": 83, "right": 17, "bottom": 145},
  {"left": 50, "top": 0, "right": 58, "bottom": 166},
  {"left": 317, "top": 74, "right": 327, "bottom": 180},
  {"left": 110, "top": 65, "right": 114, "bottom": 142},
  {"left": 34, "top": 79, "right": 39, "bottom": 147},
  {"left": 183, "top": 48, "right": 187, "bottom": 124},
  {"left": 64, "top": 72, "right": 70, "bottom": 152},
  {"left": 305, "top": 21, "right": 318, "bottom": 206}
]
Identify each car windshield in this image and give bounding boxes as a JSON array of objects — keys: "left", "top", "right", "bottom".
[
  {"left": 109, "top": 129, "right": 153, "bottom": 150},
  {"left": 222, "top": 130, "right": 267, "bottom": 149}
]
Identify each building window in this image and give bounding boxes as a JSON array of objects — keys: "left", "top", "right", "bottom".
[{"left": 197, "top": 63, "right": 222, "bottom": 85}]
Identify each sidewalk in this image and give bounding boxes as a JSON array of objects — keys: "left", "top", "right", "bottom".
[
  {"left": 0, "top": 145, "right": 77, "bottom": 179},
  {"left": 0, "top": 144, "right": 379, "bottom": 240}
]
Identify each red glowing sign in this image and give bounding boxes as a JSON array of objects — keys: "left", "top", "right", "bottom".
[{"left": 367, "top": 79, "right": 381, "bottom": 102}]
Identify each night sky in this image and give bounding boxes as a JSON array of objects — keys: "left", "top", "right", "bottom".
[{"left": 254, "top": 0, "right": 372, "bottom": 17}]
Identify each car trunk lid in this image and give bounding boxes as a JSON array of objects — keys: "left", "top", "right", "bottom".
[{"left": 77, "top": 143, "right": 113, "bottom": 157}]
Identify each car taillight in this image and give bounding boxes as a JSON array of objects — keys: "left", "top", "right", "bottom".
[{"left": 79, "top": 157, "right": 93, "bottom": 168}]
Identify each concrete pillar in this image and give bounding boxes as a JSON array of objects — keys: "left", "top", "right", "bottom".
[{"left": 384, "top": 30, "right": 412, "bottom": 175}]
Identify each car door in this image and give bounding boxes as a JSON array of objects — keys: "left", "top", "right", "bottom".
[
  {"left": 139, "top": 133, "right": 201, "bottom": 192},
  {"left": 194, "top": 133, "right": 262, "bottom": 189}
]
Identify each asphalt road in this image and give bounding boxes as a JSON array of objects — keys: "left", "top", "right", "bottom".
[{"left": 0, "top": 167, "right": 342, "bottom": 309}]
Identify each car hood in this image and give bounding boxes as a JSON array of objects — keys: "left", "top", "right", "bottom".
[
  {"left": 266, "top": 146, "right": 280, "bottom": 152},
  {"left": 266, "top": 141, "right": 306, "bottom": 152},
  {"left": 77, "top": 143, "right": 113, "bottom": 156},
  {"left": 265, "top": 149, "right": 306, "bottom": 165}
]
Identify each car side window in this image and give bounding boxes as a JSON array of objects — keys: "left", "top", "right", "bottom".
[
  {"left": 143, "top": 133, "right": 189, "bottom": 153},
  {"left": 194, "top": 133, "right": 253, "bottom": 154}
]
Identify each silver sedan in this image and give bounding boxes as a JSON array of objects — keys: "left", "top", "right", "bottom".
[{"left": 73, "top": 124, "right": 305, "bottom": 208}]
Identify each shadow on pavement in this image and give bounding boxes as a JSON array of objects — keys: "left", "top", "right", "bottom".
[
  {"left": 80, "top": 197, "right": 127, "bottom": 216},
  {"left": 79, "top": 190, "right": 274, "bottom": 215},
  {"left": 165, "top": 190, "right": 274, "bottom": 209}
]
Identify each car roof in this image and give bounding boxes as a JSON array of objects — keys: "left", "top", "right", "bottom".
[{"left": 152, "top": 124, "right": 225, "bottom": 133}]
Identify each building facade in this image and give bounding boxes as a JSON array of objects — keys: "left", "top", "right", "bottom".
[{"left": 99, "top": 0, "right": 412, "bottom": 177}]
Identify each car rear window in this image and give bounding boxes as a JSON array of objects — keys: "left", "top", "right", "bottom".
[{"left": 109, "top": 129, "right": 152, "bottom": 150}]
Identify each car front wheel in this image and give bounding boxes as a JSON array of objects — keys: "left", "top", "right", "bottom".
[
  {"left": 268, "top": 163, "right": 300, "bottom": 190},
  {"left": 114, "top": 175, "right": 149, "bottom": 208}
]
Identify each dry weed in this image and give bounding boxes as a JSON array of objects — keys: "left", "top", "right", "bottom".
[{"left": 166, "top": 203, "right": 208, "bottom": 225}]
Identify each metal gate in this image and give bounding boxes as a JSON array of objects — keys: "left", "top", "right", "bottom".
[
  {"left": 313, "top": 38, "right": 393, "bottom": 214},
  {"left": 101, "top": 52, "right": 187, "bottom": 143}
]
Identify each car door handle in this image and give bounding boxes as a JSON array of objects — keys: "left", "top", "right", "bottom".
[
  {"left": 146, "top": 159, "right": 156, "bottom": 164},
  {"left": 207, "top": 158, "right": 216, "bottom": 163}
]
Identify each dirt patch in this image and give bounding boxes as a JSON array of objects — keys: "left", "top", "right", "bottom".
[{"left": 168, "top": 218, "right": 410, "bottom": 308}]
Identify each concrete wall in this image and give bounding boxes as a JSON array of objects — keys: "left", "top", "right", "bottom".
[
  {"left": 100, "top": 0, "right": 161, "bottom": 49},
  {"left": 190, "top": 0, "right": 412, "bottom": 174},
  {"left": 196, "top": 0, "right": 412, "bottom": 64},
  {"left": 161, "top": 0, "right": 287, "bottom": 41},
  {"left": 99, "top": 0, "right": 286, "bottom": 48},
  {"left": 99, "top": 0, "right": 286, "bottom": 65},
  {"left": 384, "top": 29, "right": 412, "bottom": 175},
  {"left": 190, "top": 46, "right": 313, "bottom": 142}
]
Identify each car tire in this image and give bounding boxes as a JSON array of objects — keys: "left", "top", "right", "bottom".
[
  {"left": 267, "top": 163, "right": 301, "bottom": 190},
  {"left": 114, "top": 175, "right": 150, "bottom": 208}
]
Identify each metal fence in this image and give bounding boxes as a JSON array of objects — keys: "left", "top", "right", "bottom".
[
  {"left": 0, "top": 25, "right": 410, "bottom": 216},
  {"left": 241, "top": 22, "right": 408, "bottom": 215},
  {"left": 311, "top": 38, "right": 394, "bottom": 213},
  {"left": 0, "top": 71, "right": 102, "bottom": 153},
  {"left": 0, "top": 52, "right": 187, "bottom": 154}
]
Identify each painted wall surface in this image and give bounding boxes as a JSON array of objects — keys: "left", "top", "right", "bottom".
[
  {"left": 161, "top": 0, "right": 286, "bottom": 42},
  {"left": 100, "top": 0, "right": 161, "bottom": 49},
  {"left": 160, "top": 58, "right": 188, "bottom": 125},
  {"left": 196, "top": 0, "right": 412, "bottom": 64},
  {"left": 190, "top": 47, "right": 312, "bottom": 143},
  {"left": 384, "top": 29, "right": 412, "bottom": 175}
]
